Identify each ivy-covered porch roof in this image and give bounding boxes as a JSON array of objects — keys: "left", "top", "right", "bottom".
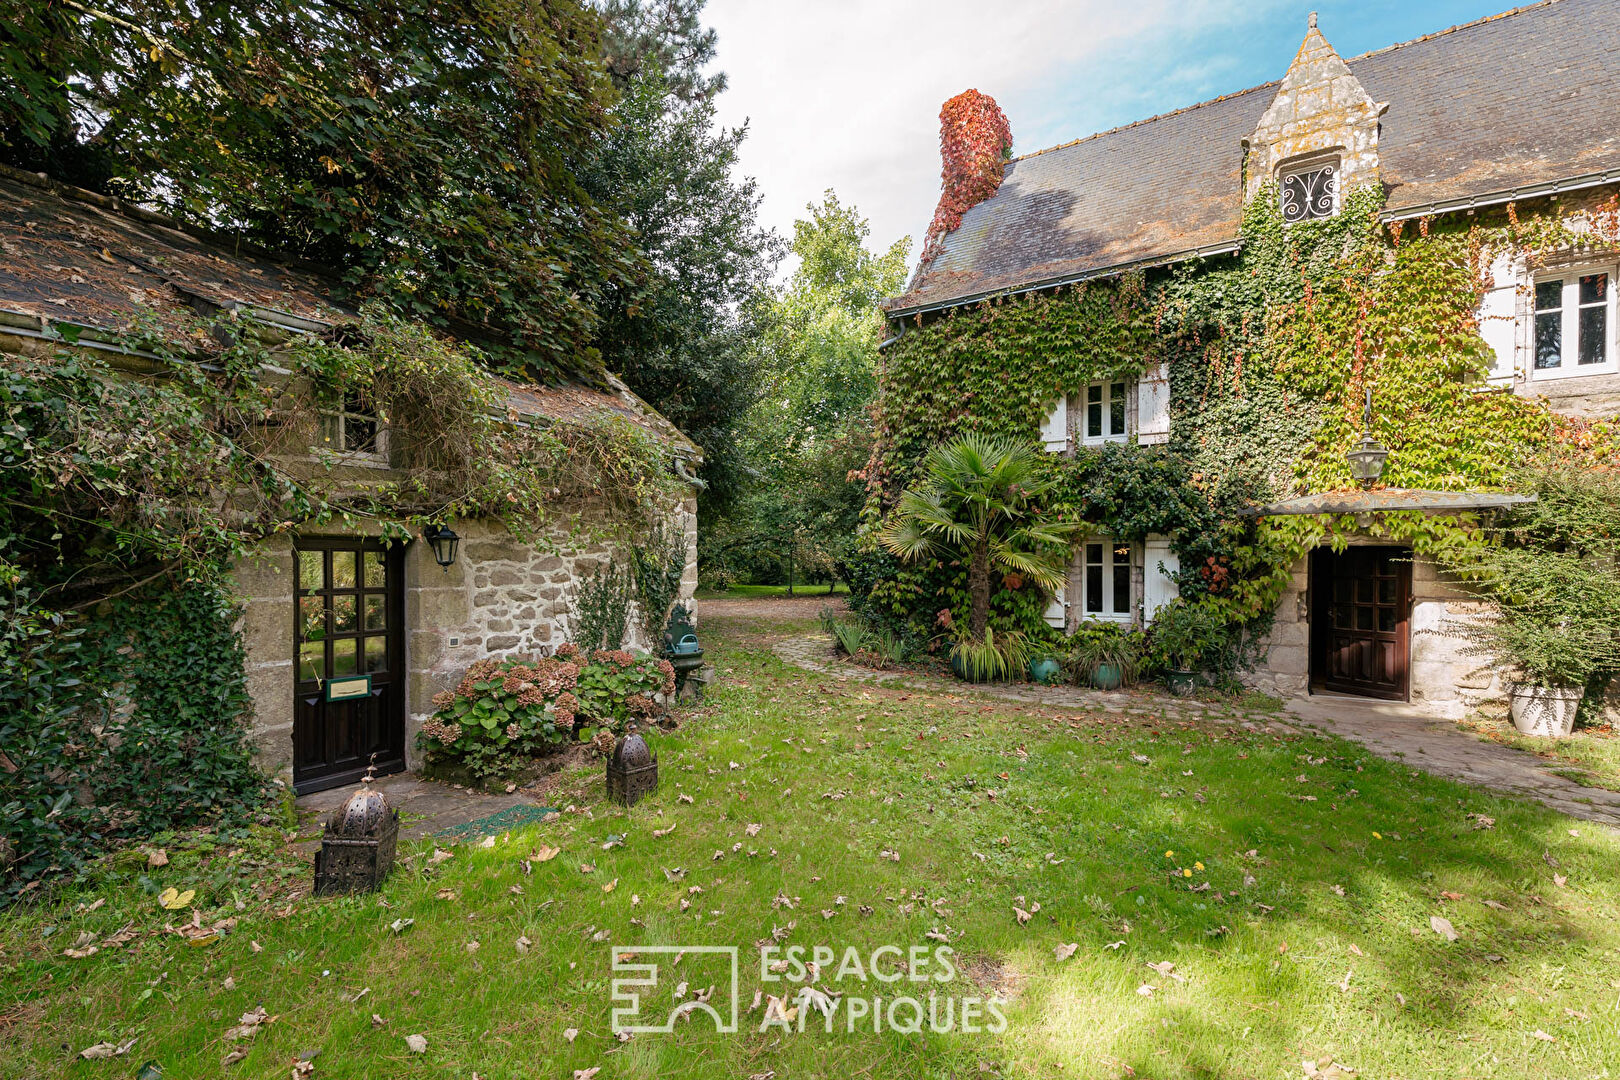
[{"left": 1245, "top": 488, "right": 1537, "bottom": 517}]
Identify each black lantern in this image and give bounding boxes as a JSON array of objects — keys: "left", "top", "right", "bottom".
[
  {"left": 1345, "top": 387, "right": 1389, "bottom": 489},
  {"left": 313, "top": 774, "right": 399, "bottom": 895},
  {"left": 422, "top": 523, "right": 460, "bottom": 571},
  {"left": 606, "top": 733, "right": 659, "bottom": 807}
]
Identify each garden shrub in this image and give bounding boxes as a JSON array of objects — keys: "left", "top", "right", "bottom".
[
  {"left": 418, "top": 645, "right": 675, "bottom": 778},
  {"left": 0, "top": 579, "right": 266, "bottom": 902},
  {"left": 420, "top": 655, "right": 581, "bottom": 778},
  {"left": 573, "top": 648, "right": 676, "bottom": 733}
]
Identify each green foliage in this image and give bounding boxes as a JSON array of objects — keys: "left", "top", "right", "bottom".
[
  {"left": 2, "top": 0, "right": 638, "bottom": 381},
  {"left": 879, "top": 434, "right": 1080, "bottom": 639},
  {"left": 949, "top": 626, "right": 1030, "bottom": 684},
  {"left": 630, "top": 524, "right": 689, "bottom": 649},
  {"left": 874, "top": 181, "right": 1620, "bottom": 665},
  {"left": 580, "top": 63, "right": 779, "bottom": 505},
  {"left": 570, "top": 562, "right": 635, "bottom": 652},
  {"left": 419, "top": 656, "right": 578, "bottom": 779},
  {"left": 1065, "top": 622, "right": 1147, "bottom": 688},
  {"left": 1439, "top": 463, "right": 1620, "bottom": 688},
  {"left": 704, "top": 192, "right": 907, "bottom": 583},
  {"left": 594, "top": 0, "right": 726, "bottom": 104},
  {"left": 1145, "top": 601, "right": 1232, "bottom": 675},
  {"left": 0, "top": 578, "right": 264, "bottom": 902},
  {"left": 830, "top": 619, "right": 868, "bottom": 658},
  {"left": 572, "top": 648, "right": 676, "bottom": 730}
]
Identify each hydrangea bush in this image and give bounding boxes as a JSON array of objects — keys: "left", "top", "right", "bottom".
[{"left": 418, "top": 645, "right": 675, "bottom": 778}]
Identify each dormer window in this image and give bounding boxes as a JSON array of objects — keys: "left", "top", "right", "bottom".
[
  {"left": 1279, "top": 156, "right": 1339, "bottom": 223},
  {"left": 319, "top": 392, "right": 386, "bottom": 457}
]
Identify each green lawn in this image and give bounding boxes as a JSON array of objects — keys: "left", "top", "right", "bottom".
[
  {"left": 5, "top": 610, "right": 1619, "bottom": 1079},
  {"left": 695, "top": 581, "right": 847, "bottom": 599}
]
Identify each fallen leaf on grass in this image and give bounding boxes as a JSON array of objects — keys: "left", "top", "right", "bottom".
[
  {"left": 652, "top": 824, "right": 677, "bottom": 838},
  {"left": 1053, "top": 943, "right": 1078, "bottom": 961},
  {"left": 574, "top": 1068, "right": 601, "bottom": 1080},
  {"left": 158, "top": 887, "right": 195, "bottom": 910},
  {"left": 1136, "top": 984, "right": 1155, "bottom": 997},
  {"left": 1429, "top": 916, "right": 1459, "bottom": 942},
  {"left": 534, "top": 846, "right": 561, "bottom": 862},
  {"left": 79, "top": 1038, "right": 137, "bottom": 1060},
  {"left": 146, "top": 848, "right": 169, "bottom": 868},
  {"left": 428, "top": 848, "right": 454, "bottom": 865},
  {"left": 1554, "top": 874, "right": 1568, "bottom": 888},
  {"left": 436, "top": 888, "right": 458, "bottom": 901},
  {"left": 405, "top": 1034, "right": 428, "bottom": 1053},
  {"left": 1483, "top": 899, "right": 1510, "bottom": 911},
  {"left": 563, "top": 1028, "right": 579, "bottom": 1042},
  {"left": 224, "top": 1006, "right": 271, "bottom": 1041},
  {"left": 678, "top": 794, "right": 694, "bottom": 804},
  {"left": 602, "top": 878, "right": 618, "bottom": 893},
  {"left": 1013, "top": 907, "right": 1031, "bottom": 926},
  {"left": 221, "top": 1047, "right": 247, "bottom": 1066},
  {"left": 1146, "top": 961, "right": 1185, "bottom": 983},
  {"left": 1532, "top": 1030, "right": 1556, "bottom": 1042}
]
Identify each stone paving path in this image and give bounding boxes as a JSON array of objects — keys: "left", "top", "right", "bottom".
[
  {"left": 296, "top": 772, "right": 548, "bottom": 842},
  {"left": 774, "top": 633, "right": 1620, "bottom": 829}
]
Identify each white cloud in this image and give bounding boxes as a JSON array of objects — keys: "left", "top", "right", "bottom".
[{"left": 704, "top": 0, "right": 1297, "bottom": 273}]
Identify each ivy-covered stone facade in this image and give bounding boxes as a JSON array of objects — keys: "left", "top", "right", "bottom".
[{"left": 876, "top": 7, "right": 1620, "bottom": 715}]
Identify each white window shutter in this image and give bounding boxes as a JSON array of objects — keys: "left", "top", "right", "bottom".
[
  {"left": 1142, "top": 535, "right": 1179, "bottom": 623},
  {"left": 1137, "top": 363, "right": 1170, "bottom": 444},
  {"left": 1043, "top": 586, "right": 1067, "bottom": 629},
  {"left": 1477, "top": 252, "right": 1516, "bottom": 382},
  {"left": 1039, "top": 397, "right": 1068, "bottom": 452}
]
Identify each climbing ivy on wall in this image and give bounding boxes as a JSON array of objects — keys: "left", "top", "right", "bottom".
[{"left": 868, "top": 181, "right": 1620, "bottom": 642}]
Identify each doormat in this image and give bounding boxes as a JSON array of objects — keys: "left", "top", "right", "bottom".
[{"left": 435, "top": 805, "right": 561, "bottom": 841}]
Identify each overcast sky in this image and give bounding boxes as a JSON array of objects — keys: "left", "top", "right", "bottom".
[{"left": 703, "top": 0, "right": 1505, "bottom": 276}]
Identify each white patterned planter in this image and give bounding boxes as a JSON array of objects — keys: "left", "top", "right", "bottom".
[{"left": 1509, "top": 684, "right": 1585, "bottom": 738}]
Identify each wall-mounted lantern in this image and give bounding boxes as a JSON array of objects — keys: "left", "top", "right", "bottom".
[
  {"left": 422, "top": 523, "right": 460, "bottom": 572},
  {"left": 1345, "top": 387, "right": 1389, "bottom": 489}
]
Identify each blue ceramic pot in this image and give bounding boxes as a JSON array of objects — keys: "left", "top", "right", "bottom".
[
  {"left": 1029, "top": 657, "right": 1063, "bottom": 685},
  {"left": 1090, "top": 662, "right": 1123, "bottom": 691}
]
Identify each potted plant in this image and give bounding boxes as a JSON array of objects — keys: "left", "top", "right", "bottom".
[
  {"left": 948, "top": 625, "right": 1031, "bottom": 684},
  {"left": 1439, "top": 463, "right": 1620, "bottom": 738},
  {"left": 1067, "top": 624, "right": 1144, "bottom": 691},
  {"left": 1149, "top": 602, "right": 1224, "bottom": 697},
  {"left": 1028, "top": 645, "right": 1064, "bottom": 686},
  {"left": 1451, "top": 548, "right": 1619, "bottom": 737}
]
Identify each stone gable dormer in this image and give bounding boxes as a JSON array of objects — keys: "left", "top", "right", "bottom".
[{"left": 1244, "top": 13, "right": 1388, "bottom": 213}]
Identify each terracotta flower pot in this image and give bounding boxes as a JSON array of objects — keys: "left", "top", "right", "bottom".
[{"left": 1509, "top": 684, "right": 1584, "bottom": 738}]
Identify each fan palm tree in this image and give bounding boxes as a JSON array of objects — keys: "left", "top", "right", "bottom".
[{"left": 878, "top": 433, "right": 1081, "bottom": 639}]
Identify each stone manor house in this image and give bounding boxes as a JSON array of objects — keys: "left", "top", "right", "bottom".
[
  {"left": 884, "top": 0, "right": 1620, "bottom": 715},
  {"left": 0, "top": 167, "right": 700, "bottom": 793}
]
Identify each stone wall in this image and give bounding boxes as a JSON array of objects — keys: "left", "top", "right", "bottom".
[{"left": 233, "top": 495, "right": 698, "bottom": 785}]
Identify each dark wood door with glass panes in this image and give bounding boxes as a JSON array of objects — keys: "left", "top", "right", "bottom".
[
  {"left": 293, "top": 539, "right": 405, "bottom": 793},
  {"left": 1310, "top": 545, "right": 1410, "bottom": 701}
]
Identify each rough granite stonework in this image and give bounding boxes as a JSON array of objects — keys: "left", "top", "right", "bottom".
[
  {"left": 1244, "top": 14, "right": 1386, "bottom": 205},
  {"left": 233, "top": 496, "right": 698, "bottom": 785}
]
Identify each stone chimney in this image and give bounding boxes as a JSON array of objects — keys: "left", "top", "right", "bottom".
[{"left": 918, "top": 89, "right": 1012, "bottom": 270}]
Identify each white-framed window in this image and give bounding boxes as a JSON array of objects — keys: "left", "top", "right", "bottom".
[
  {"left": 318, "top": 392, "right": 388, "bottom": 457},
  {"left": 1531, "top": 267, "right": 1616, "bottom": 378},
  {"left": 1081, "top": 380, "right": 1128, "bottom": 445},
  {"left": 1278, "top": 155, "right": 1340, "bottom": 223},
  {"left": 1081, "top": 538, "right": 1133, "bottom": 621}
]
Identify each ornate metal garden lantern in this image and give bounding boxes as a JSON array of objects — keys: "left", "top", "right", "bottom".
[
  {"left": 1346, "top": 387, "right": 1389, "bottom": 489},
  {"left": 313, "top": 768, "right": 399, "bottom": 895},
  {"left": 606, "top": 733, "right": 659, "bottom": 807}
]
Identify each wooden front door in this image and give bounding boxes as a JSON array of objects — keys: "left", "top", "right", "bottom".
[
  {"left": 293, "top": 538, "right": 406, "bottom": 793},
  {"left": 1310, "top": 545, "right": 1411, "bottom": 701}
]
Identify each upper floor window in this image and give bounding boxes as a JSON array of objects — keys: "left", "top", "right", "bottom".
[
  {"left": 1279, "top": 158, "right": 1339, "bottom": 223},
  {"left": 1533, "top": 268, "right": 1616, "bottom": 378},
  {"left": 1082, "top": 380, "right": 1128, "bottom": 445},
  {"left": 319, "top": 392, "right": 386, "bottom": 457}
]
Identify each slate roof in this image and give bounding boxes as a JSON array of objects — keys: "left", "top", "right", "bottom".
[
  {"left": 0, "top": 166, "right": 697, "bottom": 455},
  {"left": 890, "top": 0, "right": 1620, "bottom": 315}
]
